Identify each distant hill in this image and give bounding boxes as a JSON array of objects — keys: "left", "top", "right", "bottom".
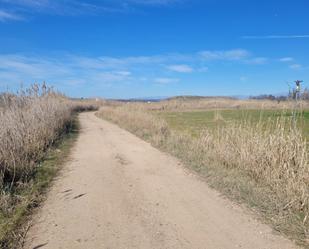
[
  {"left": 113, "top": 95, "right": 241, "bottom": 103},
  {"left": 113, "top": 96, "right": 168, "bottom": 103},
  {"left": 167, "top": 95, "right": 237, "bottom": 101}
]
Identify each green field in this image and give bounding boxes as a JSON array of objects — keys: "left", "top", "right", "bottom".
[{"left": 158, "top": 109, "right": 309, "bottom": 138}]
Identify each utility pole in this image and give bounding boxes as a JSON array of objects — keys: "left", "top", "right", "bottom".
[{"left": 292, "top": 80, "right": 303, "bottom": 129}]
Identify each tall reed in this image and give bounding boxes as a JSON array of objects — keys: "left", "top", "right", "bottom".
[
  {"left": 123, "top": 97, "right": 309, "bottom": 112},
  {"left": 0, "top": 85, "right": 101, "bottom": 248},
  {"left": 0, "top": 85, "right": 100, "bottom": 190},
  {"left": 97, "top": 104, "right": 308, "bottom": 243}
]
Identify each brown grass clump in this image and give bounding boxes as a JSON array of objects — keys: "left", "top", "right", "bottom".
[
  {"left": 0, "top": 84, "right": 101, "bottom": 247},
  {"left": 71, "top": 98, "right": 104, "bottom": 112},
  {"left": 199, "top": 120, "right": 308, "bottom": 235},
  {"left": 98, "top": 105, "right": 169, "bottom": 142},
  {"left": 0, "top": 85, "right": 71, "bottom": 188},
  {"left": 0, "top": 84, "right": 101, "bottom": 191},
  {"left": 97, "top": 103, "right": 309, "bottom": 245},
  {"left": 135, "top": 97, "right": 309, "bottom": 112}
]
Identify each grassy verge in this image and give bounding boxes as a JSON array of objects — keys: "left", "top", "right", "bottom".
[
  {"left": 158, "top": 109, "right": 309, "bottom": 138},
  {"left": 97, "top": 106, "right": 308, "bottom": 248},
  {"left": 0, "top": 116, "right": 79, "bottom": 249}
]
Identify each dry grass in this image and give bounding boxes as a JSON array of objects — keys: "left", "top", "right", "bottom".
[
  {"left": 98, "top": 105, "right": 169, "bottom": 141},
  {"left": 123, "top": 97, "right": 309, "bottom": 112},
  {"left": 0, "top": 86, "right": 101, "bottom": 190},
  {"left": 0, "top": 85, "right": 101, "bottom": 245},
  {"left": 0, "top": 84, "right": 101, "bottom": 248},
  {"left": 0, "top": 86, "right": 71, "bottom": 189},
  {"left": 71, "top": 98, "right": 104, "bottom": 112},
  {"left": 97, "top": 102, "right": 309, "bottom": 246}
]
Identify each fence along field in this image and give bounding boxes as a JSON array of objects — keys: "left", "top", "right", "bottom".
[
  {"left": 97, "top": 97, "right": 309, "bottom": 247},
  {"left": 0, "top": 84, "right": 100, "bottom": 247}
]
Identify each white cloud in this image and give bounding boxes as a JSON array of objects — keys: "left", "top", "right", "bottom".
[
  {"left": 0, "top": 54, "right": 69, "bottom": 77},
  {"left": 9, "top": 0, "right": 50, "bottom": 7},
  {"left": 0, "top": 54, "right": 132, "bottom": 89},
  {"left": 5, "top": 0, "right": 180, "bottom": 7},
  {"left": 197, "top": 66, "right": 209, "bottom": 72},
  {"left": 199, "top": 49, "right": 250, "bottom": 60},
  {"left": 279, "top": 57, "right": 294, "bottom": 62},
  {"left": 154, "top": 77, "right": 179, "bottom": 84},
  {"left": 115, "top": 71, "right": 132, "bottom": 76},
  {"left": 0, "top": 9, "right": 23, "bottom": 21},
  {"left": 167, "top": 64, "right": 193, "bottom": 73},
  {"left": 128, "top": 0, "right": 182, "bottom": 5},
  {"left": 246, "top": 57, "right": 268, "bottom": 65},
  {"left": 0, "top": 0, "right": 184, "bottom": 20},
  {"left": 93, "top": 72, "right": 130, "bottom": 82},
  {"left": 242, "top": 35, "right": 309, "bottom": 39},
  {"left": 198, "top": 49, "right": 269, "bottom": 65},
  {"left": 0, "top": 48, "right": 276, "bottom": 92},
  {"left": 289, "top": 64, "right": 302, "bottom": 70}
]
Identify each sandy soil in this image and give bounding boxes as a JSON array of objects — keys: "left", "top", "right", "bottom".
[{"left": 24, "top": 112, "right": 299, "bottom": 249}]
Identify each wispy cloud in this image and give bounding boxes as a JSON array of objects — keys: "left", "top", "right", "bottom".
[
  {"left": 245, "top": 57, "right": 268, "bottom": 65},
  {"left": 279, "top": 57, "right": 294, "bottom": 62},
  {"left": 197, "top": 66, "right": 208, "bottom": 72},
  {"left": 167, "top": 64, "right": 193, "bottom": 73},
  {"left": 199, "top": 49, "right": 250, "bottom": 60},
  {"left": 166, "top": 64, "right": 210, "bottom": 73},
  {"left": 127, "top": 0, "right": 183, "bottom": 5},
  {"left": 0, "top": 48, "right": 280, "bottom": 94},
  {"left": 197, "top": 49, "right": 268, "bottom": 65},
  {"left": 7, "top": 0, "right": 50, "bottom": 8},
  {"left": 242, "top": 35, "right": 309, "bottom": 39},
  {"left": 115, "top": 71, "right": 132, "bottom": 76},
  {"left": 289, "top": 64, "right": 302, "bottom": 70},
  {"left": 154, "top": 77, "right": 179, "bottom": 84},
  {"left": 0, "top": 9, "right": 23, "bottom": 21},
  {"left": 0, "top": 54, "right": 129, "bottom": 90},
  {"left": 0, "top": 0, "right": 185, "bottom": 20}
]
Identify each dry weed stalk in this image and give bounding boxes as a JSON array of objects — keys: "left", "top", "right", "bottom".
[
  {"left": 0, "top": 85, "right": 100, "bottom": 191},
  {"left": 123, "top": 97, "right": 309, "bottom": 112},
  {"left": 97, "top": 104, "right": 309, "bottom": 240}
]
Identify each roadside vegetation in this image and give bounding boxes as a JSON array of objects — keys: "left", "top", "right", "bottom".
[
  {"left": 97, "top": 97, "right": 309, "bottom": 247},
  {"left": 0, "top": 84, "right": 101, "bottom": 248}
]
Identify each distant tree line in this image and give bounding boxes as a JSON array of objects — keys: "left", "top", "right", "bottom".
[
  {"left": 250, "top": 94, "right": 286, "bottom": 101},
  {"left": 250, "top": 88, "right": 309, "bottom": 101}
]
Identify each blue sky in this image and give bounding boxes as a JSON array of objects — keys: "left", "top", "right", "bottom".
[{"left": 0, "top": 0, "right": 308, "bottom": 98}]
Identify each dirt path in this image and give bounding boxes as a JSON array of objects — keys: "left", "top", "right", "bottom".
[{"left": 24, "top": 112, "right": 299, "bottom": 249}]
